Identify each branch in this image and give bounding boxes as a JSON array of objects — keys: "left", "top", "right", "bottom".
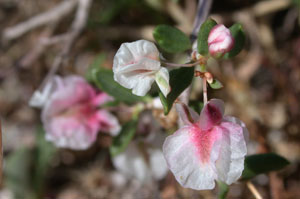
[{"left": 2, "top": 0, "right": 78, "bottom": 42}]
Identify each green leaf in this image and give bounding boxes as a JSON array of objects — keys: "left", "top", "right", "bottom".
[
  {"left": 4, "top": 148, "right": 34, "bottom": 199},
  {"left": 153, "top": 25, "right": 191, "bottom": 53},
  {"left": 241, "top": 153, "right": 289, "bottom": 180},
  {"left": 159, "top": 67, "right": 194, "bottom": 115},
  {"left": 217, "top": 181, "right": 229, "bottom": 199},
  {"left": 110, "top": 120, "right": 137, "bottom": 157},
  {"left": 223, "top": 23, "right": 246, "bottom": 58},
  {"left": 197, "top": 18, "right": 217, "bottom": 55},
  {"left": 33, "top": 128, "right": 56, "bottom": 197},
  {"left": 85, "top": 54, "right": 106, "bottom": 82},
  {"left": 209, "top": 79, "right": 223, "bottom": 89},
  {"left": 94, "top": 69, "right": 145, "bottom": 104}
]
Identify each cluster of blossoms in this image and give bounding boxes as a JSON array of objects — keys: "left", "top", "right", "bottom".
[
  {"left": 30, "top": 20, "right": 249, "bottom": 190},
  {"left": 30, "top": 76, "right": 120, "bottom": 150},
  {"left": 112, "top": 23, "right": 249, "bottom": 190}
]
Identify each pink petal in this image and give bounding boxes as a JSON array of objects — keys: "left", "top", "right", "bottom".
[
  {"left": 198, "top": 99, "right": 224, "bottom": 131},
  {"left": 215, "top": 121, "right": 247, "bottom": 184},
  {"left": 163, "top": 126, "right": 222, "bottom": 190},
  {"left": 45, "top": 116, "right": 97, "bottom": 150},
  {"left": 95, "top": 110, "right": 121, "bottom": 136},
  {"left": 90, "top": 92, "right": 114, "bottom": 106},
  {"left": 175, "top": 103, "right": 199, "bottom": 126}
]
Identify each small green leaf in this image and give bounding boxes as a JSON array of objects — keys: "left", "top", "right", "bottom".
[
  {"left": 110, "top": 120, "right": 137, "bottom": 157},
  {"left": 159, "top": 67, "right": 194, "bottom": 115},
  {"left": 153, "top": 25, "right": 191, "bottom": 53},
  {"left": 86, "top": 54, "right": 106, "bottom": 82},
  {"left": 209, "top": 79, "right": 223, "bottom": 89},
  {"left": 241, "top": 153, "right": 289, "bottom": 180},
  {"left": 217, "top": 181, "right": 229, "bottom": 199},
  {"left": 197, "top": 18, "right": 217, "bottom": 55},
  {"left": 94, "top": 69, "right": 145, "bottom": 104},
  {"left": 223, "top": 23, "right": 246, "bottom": 58}
]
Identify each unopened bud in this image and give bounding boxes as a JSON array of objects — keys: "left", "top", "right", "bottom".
[{"left": 208, "top": 24, "right": 234, "bottom": 57}]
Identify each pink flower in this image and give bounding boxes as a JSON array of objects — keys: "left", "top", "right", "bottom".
[
  {"left": 42, "top": 75, "right": 120, "bottom": 150},
  {"left": 208, "top": 24, "right": 234, "bottom": 56},
  {"left": 163, "top": 99, "right": 248, "bottom": 190}
]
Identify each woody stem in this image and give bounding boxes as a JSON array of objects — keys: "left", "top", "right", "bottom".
[
  {"left": 247, "top": 181, "right": 263, "bottom": 199},
  {"left": 203, "top": 77, "right": 207, "bottom": 104}
]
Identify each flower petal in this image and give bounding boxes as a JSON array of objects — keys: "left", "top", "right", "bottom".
[
  {"left": 215, "top": 121, "right": 247, "bottom": 184},
  {"left": 45, "top": 116, "right": 97, "bottom": 150},
  {"left": 163, "top": 126, "right": 222, "bottom": 190},
  {"left": 112, "top": 143, "right": 152, "bottom": 183},
  {"left": 198, "top": 99, "right": 224, "bottom": 131},
  {"left": 223, "top": 116, "right": 249, "bottom": 142},
  {"left": 155, "top": 67, "right": 170, "bottom": 97},
  {"left": 175, "top": 103, "right": 199, "bottom": 126},
  {"left": 113, "top": 40, "right": 161, "bottom": 96},
  {"left": 148, "top": 148, "right": 169, "bottom": 181},
  {"left": 96, "top": 110, "right": 121, "bottom": 136}
]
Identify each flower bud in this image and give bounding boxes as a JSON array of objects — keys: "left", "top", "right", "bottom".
[{"left": 207, "top": 24, "right": 234, "bottom": 57}]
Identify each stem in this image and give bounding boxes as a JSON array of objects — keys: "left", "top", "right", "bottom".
[
  {"left": 247, "top": 181, "right": 263, "bottom": 199},
  {"left": 0, "top": 120, "right": 3, "bottom": 188},
  {"left": 162, "top": 60, "right": 201, "bottom": 68},
  {"left": 203, "top": 77, "right": 207, "bottom": 104}
]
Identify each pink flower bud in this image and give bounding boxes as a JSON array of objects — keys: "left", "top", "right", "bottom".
[
  {"left": 42, "top": 75, "right": 120, "bottom": 150},
  {"left": 208, "top": 24, "right": 234, "bottom": 57}
]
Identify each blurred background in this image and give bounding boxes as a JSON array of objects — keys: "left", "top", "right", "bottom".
[{"left": 0, "top": 0, "right": 299, "bottom": 198}]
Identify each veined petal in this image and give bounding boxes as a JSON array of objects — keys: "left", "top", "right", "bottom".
[
  {"left": 163, "top": 126, "right": 222, "bottom": 190},
  {"left": 215, "top": 121, "right": 247, "bottom": 184},
  {"left": 113, "top": 40, "right": 161, "bottom": 96},
  {"left": 155, "top": 67, "right": 170, "bottom": 97},
  {"left": 198, "top": 99, "right": 224, "bottom": 131},
  {"left": 223, "top": 116, "right": 249, "bottom": 142},
  {"left": 175, "top": 103, "right": 199, "bottom": 126}
]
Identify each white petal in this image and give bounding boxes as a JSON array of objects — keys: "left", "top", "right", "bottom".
[
  {"left": 113, "top": 40, "right": 161, "bottom": 96},
  {"left": 215, "top": 121, "right": 247, "bottom": 184},
  {"left": 175, "top": 103, "right": 199, "bottom": 126},
  {"left": 148, "top": 148, "right": 168, "bottom": 180},
  {"left": 155, "top": 67, "right": 170, "bottom": 97},
  {"left": 163, "top": 127, "right": 220, "bottom": 190},
  {"left": 112, "top": 143, "right": 152, "bottom": 183},
  {"left": 224, "top": 116, "right": 249, "bottom": 143}
]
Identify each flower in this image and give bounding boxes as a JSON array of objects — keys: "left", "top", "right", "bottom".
[
  {"left": 208, "top": 24, "right": 234, "bottom": 57},
  {"left": 112, "top": 133, "right": 168, "bottom": 183},
  {"left": 163, "top": 99, "right": 248, "bottom": 190},
  {"left": 41, "top": 75, "right": 121, "bottom": 150},
  {"left": 113, "top": 40, "right": 170, "bottom": 97}
]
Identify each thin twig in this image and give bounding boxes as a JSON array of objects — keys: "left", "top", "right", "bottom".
[
  {"left": 38, "top": 0, "right": 93, "bottom": 91},
  {"left": 190, "top": 0, "right": 213, "bottom": 42},
  {"left": 0, "top": 120, "right": 2, "bottom": 188},
  {"left": 202, "top": 77, "right": 207, "bottom": 105},
  {"left": 2, "top": 0, "right": 78, "bottom": 42},
  {"left": 247, "top": 181, "right": 263, "bottom": 199}
]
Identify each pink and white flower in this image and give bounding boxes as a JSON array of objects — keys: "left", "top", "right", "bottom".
[
  {"left": 208, "top": 24, "right": 234, "bottom": 56},
  {"left": 41, "top": 75, "right": 120, "bottom": 150},
  {"left": 163, "top": 99, "right": 248, "bottom": 190},
  {"left": 113, "top": 40, "right": 170, "bottom": 97}
]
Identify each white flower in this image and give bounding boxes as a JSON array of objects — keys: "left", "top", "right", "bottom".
[{"left": 113, "top": 40, "right": 170, "bottom": 97}]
